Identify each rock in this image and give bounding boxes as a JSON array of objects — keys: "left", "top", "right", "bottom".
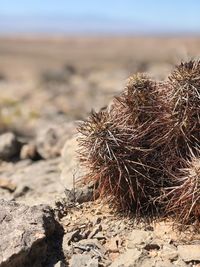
[
  {"left": 62, "top": 234, "right": 73, "bottom": 259},
  {"left": 177, "top": 245, "right": 200, "bottom": 262},
  {"left": 0, "top": 199, "right": 56, "bottom": 267},
  {"left": 138, "top": 257, "right": 156, "bottom": 267},
  {"left": 13, "top": 184, "right": 30, "bottom": 198},
  {"left": 72, "top": 238, "right": 107, "bottom": 264},
  {"left": 105, "top": 237, "right": 121, "bottom": 253},
  {"left": 73, "top": 239, "right": 106, "bottom": 255},
  {"left": 92, "top": 217, "right": 101, "bottom": 226},
  {"left": 0, "top": 178, "right": 16, "bottom": 192},
  {"left": 155, "top": 259, "right": 174, "bottom": 267},
  {"left": 53, "top": 260, "right": 67, "bottom": 267},
  {"left": 60, "top": 135, "right": 84, "bottom": 190},
  {"left": 54, "top": 261, "right": 64, "bottom": 267},
  {"left": 110, "top": 248, "right": 142, "bottom": 267},
  {"left": 88, "top": 225, "right": 102, "bottom": 239},
  {"left": 60, "top": 135, "right": 97, "bottom": 205},
  {"left": 64, "top": 184, "right": 95, "bottom": 205},
  {"left": 0, "top": 158, "right": 63, "bottom": 206},
  {"left": 69, "top": 254, "right": 98, "bottom": 267},
  {"left": 127, "top": 230, "right": 153, "bottom": 249},
  {"left": 64, "top": 229, "right": 82, "bottom": 245},
  {"left": 36, "top": 122, "right": 75, "bottom": 159},
  {"left": 0, "top": 132, "right": 21, "bottom": 161},
  {"left": 173, "top": 259, "right": 187, "bottom": 267},
  {"left": 93, "top": 232, "right": 106, "bottom": 241},
  {"left": 20, "top": 143, "right": 41, "bottom": 160},
  {"left": 144, "top": 243, "right": 160, "bottom": 251},
  {"left": 160, "top": 244, "right": 178, "bottom": 261}
]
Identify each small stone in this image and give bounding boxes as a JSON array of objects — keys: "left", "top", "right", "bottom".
[
  {"left": 110, "top": 248, "right": 142, "bottom": 267},
  {"left": 92, "top": 217, "right": 101, "bottom": 226},
  {"left": 178, "top": 245, "right": 200, "bottom": 262},
  {"left": 70, "top": 254, "right": 98, "bottom": 267},
  {"left": 160, "top": 244, "right": 178, "bottom": 261},
  {"left": 94, "top": 232, "right": 106, "bottom": 241},
  {"left": 105, "top": 237, "right": 120, "bottom": 253},
  {"left": 13, "top": 184, "right": 31, "bottom": 198},
  {"left": 88, "top": 224, "right": 102, "bottom": 239},
  {"left": 0, "top": 178, "right": 16, "bottom": 192},
  {"left": 20, "top": 143, "right": 41, "bottom": 160},
  {"left": 54, "top": 261, "right": 66, "bottom": 267},
  {"left": 74, "top": 239, "right": 106, "bottom": 255},
  {"left": 64, "top": 184, "right": 95, "bottom": 205},
  {"left": 36, "top": 123, "right": 75, "bottom": 159},
  {"left": 144, "top": 243, "right": 160, "bottom": 251},
  {"left": 0, "top": 132, "right": 21, "bottom": 160},
  {"left": 127, "top": 230, "right": 153, "bottom": 248},
  {"left": 64, "top": 229, "right": 82, "bottom": 245}
]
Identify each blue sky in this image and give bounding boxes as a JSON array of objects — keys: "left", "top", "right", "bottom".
[{"left": 0, "top": 0, "right": 200, "bottom": 35}]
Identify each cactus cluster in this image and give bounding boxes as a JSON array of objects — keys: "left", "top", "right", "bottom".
[{"left": 77, "top": 60, "right": 200, "bottom": 227}]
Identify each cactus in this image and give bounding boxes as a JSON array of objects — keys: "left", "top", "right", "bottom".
[
  {"left": 168, "top": 60, "right": 200, "bottom": 156},
  {"left": 77, "top": 60, "right": 200, "bottom": 226},
  {"left": 164, "top": 153, "right": 200, "bottom": 225}
]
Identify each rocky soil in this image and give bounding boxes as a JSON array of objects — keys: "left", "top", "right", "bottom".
[
  {"left": 0, "top": 37, "right": 200, "bottom": 266},
  {"left": 0, "top": 128, "right": 199, "bottom": 267}
]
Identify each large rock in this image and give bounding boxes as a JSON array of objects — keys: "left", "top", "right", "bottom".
[
  {"left": 0, "top": 132, "right": 21, "bottom": 161},
  {"left": 0, "top": 199, "right": 56, "bottom": 267}
]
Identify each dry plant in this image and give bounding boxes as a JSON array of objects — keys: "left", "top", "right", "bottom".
[
  {"left": 78, "top": 74, "right": 162, "bottom": 215},
  {"left": 78, "top": 110, "right": 152, "bottom": 213},
  {"left": 164, "top": 153, "right": 200, "bottom": 226},
  {"left": 168, "top": 60, "right": 200, "bottom": 156},
  {"left": 77, "top": 60, "right": 200, "bottom": 226}
]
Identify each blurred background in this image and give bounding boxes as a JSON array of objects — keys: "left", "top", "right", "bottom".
[{"left": 0, "top": 0, "right": 200, "bottom": 137}]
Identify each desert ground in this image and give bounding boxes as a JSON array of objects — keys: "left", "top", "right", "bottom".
[
  {"left": 0, "top": 37, "right": 200, "bottom": 132},
  {"left": 0, "top": 36, "right": 200, "bottom": 267}
]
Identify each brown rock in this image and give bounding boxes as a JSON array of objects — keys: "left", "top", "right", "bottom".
[{"left": 0, "top": 178, "right": 16, "bottom": 192}]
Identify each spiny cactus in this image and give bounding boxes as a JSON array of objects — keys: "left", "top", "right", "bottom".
[
  {"left": 111, "top": 73, "right": 160, "bottom": 126},
  {"left": 77, "top": 60, "right": 200, "bottom": 226},
  {"left": 168, "top": 60, "right": 200, "bottom": 155},
  {"left": 164, "top": 153, "right": 200, "bottom": 225},
  {"left": 78, "top": 109, "right": 156, "bottom": 213}
]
